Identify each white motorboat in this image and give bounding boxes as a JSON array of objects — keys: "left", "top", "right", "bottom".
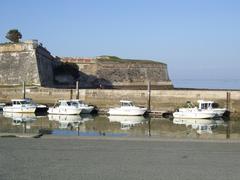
[
  {"left": 108, "top": 115, "right": 146, "bottom": 130},
  {"left": 48, "top": 100, "right": 82, "bottom": 115},
  {"left": 69, "top": 99, "right": 94, "bottom": 114},
  {"left": 0, "top": 102, "right": 5, "bottom": 110},
  {"left": 173, "top": 107, "right": 217, "bottom": 119},
  {"left": 179, "top": 100, "right": 226, "bottom": 117},
  {"left": 108, "top": 100, "right": 147, "bottom": 116},
  {"left": 3, "top": 99, "right": 36, "bottom": 113}
]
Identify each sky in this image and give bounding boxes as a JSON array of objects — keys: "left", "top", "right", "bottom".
[{"left": 1, "top": 0, "right": 240, "bottom": 89}]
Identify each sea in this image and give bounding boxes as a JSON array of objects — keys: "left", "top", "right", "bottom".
[{"left": 172, "top": 79, "right": 240, "bottom": 90}]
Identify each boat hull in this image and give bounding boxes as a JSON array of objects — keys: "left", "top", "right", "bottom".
[
  {"left": 108, "top": 108, "right": 147, "bottom": 116},
  {"left": 173, "top": 111, "right": 217, "bottom": 119},
  {"left": 48, "top": 107, "right": 82, "bottom": 115},
  {"left": 179, "top": 108, "right": 226, "bottom": 117},
  {"left": 3, "top": 106, "right": 36, "bottom": 113}
]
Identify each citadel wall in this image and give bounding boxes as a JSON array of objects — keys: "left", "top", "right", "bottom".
[
  {"left": 0, "top": 40, "right": 58, "bottom": 87},
  {"left": 61, "top": 57, "right": 173, "bottom": 89},
  {"left": 0, "top": 41, "right": 172, "bottom": 89}
]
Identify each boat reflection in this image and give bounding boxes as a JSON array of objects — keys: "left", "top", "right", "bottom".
[
  {"left": 3, "top": 112, "right": 37, "bottom": 126},
  {"left": 79, "top": 114, "right": 94, "bottom": 122},
  {"left": 108, "top": 115, "right": 147, "bottom": 130},
  {"left": 173, "top": 118, "right": 226, "bottom": 134},
  {"left": 48, "top": 114, "right": 94, "bottom": 129},
  {"left": 48, "top": 114, "right": 81, "bottom": 129}
]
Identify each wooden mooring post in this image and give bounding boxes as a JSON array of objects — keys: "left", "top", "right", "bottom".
[
  {"left": 226, "top": 92, "right": 231, "bottom": 112},
  {"left": 22, "top": 81, "right": 26, "bottom": 99},
  {"left": 147, "top": 81, "right": 151, "bottom": 112},
  {"left": 70, "top": 89, "right": 73, "bottom": 100},
  {"left": 226, "top": 92, "right": 232, "bottom": 139},
  {"left": 76, "top": 81, "right": 79, "bottom": 99}
]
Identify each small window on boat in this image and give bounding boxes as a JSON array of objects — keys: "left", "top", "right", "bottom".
[
  {"left": 201, "top": 103, "right": 208, "bottom": 109},
  {"left": 122, "top": 102, "right": 129, "bottom": 106},
  {"left": 16, "top": 101, "right": 21, "bottom": 105},
  {"left": 71, "top": 102, "right": 78, "bottom": 107}
]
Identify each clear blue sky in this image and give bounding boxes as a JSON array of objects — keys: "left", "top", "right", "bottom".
[{"left": 1, "top": 0, "right": 240, "bottom": 89}]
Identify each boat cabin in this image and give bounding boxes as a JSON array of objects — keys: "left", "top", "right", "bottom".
[
  {"left": 120, "top": 100, "right": 134, "bottom": 107},
  {"left": 54, "top": 100, "right": 72, "bottom": 107},
  {"left": 197, "top": 100, "right": 218, "bottom": 110},
  {"left": 11, "top": 99, "right": 32, "bottom": 106}
]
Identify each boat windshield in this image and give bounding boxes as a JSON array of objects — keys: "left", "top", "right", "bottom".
[
  {"left": 54, "top": 102, "right": 61, "bottom": 107},
  {"left": 200, "top": 103, "right": 212, "bottom": 109},
  {"left": 121, "top": 102, "right": 134, "bottom": 107},
  {"left": 13, "top": 100, "right": 31, "bottom": 105},
  {"left": 70, "top": 101, "right": 78, "bottom": 107},
  {"left": 21, "top": 101, "right": 31, "bottom": 105},
  {"left": 78, "top": 101, "right": 83, "bottom": 104}
]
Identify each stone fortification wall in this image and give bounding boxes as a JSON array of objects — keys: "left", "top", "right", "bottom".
[
  {"left": 62, "top": 57, "right": 98, "bottom": 76},
  {"left": 0, "top": 88, "right": 239, "bottom": 114},
  {"left": 0, "top": 41, "right": 40, "bottom": 85},
  {"left": 96, "top": 61, "right": 171, "bottom": 88},
  {"left": 0, "top": 41, "right": 59, "bottom": 87},
  {"left": 61, "top": 57, "right": 173, "bottom": 89},
  {"left": 35, "top": 46, "right": 61, "bottom": 87}
]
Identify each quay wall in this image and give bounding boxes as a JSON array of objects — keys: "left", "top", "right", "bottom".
[{"left": 0, "top": 88, "right": 239, "bottom": 113}]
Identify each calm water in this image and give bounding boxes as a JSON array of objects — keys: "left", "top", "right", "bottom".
[
  {"left": 0, "top": 111, "right": 240, "bottom": 140},
  {"left": 173, "top": 79, "right": 240, "bottom": 90}
]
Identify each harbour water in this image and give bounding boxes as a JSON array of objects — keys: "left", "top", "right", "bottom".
[
  {"left": 1, "top": 112, "right": 240, "bottom": 140},
  {"left": 173, "top": 79, "right": 240, "bottom": 90}
]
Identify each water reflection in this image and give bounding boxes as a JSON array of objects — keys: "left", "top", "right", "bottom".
[
  {"left": 48, "top": 114, "right": 81, "bottom": 129},
  {"left": 3, "top": 112, "right": 37, "bottom": 123},
  {"left": 48, "top": 114, "right": 94, "bottom": 129},
  {"left": 0, "top": 112, "right": 240, "bottom": 139},
  {"left": 173, "top": 118, "right": 226, "bottom": 134},
  {"left": 108, "top": 115, "right": 147, "bottom": 130}
]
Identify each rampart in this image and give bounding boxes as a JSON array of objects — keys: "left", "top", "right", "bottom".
[
  {"left": 0, "top": 41, "right": 173, "bottom": 89},
  {"left": 61, "top": 57, "right": 173, "bottom": 89},
  {"left": 0, "top": 40, "right": 60, "bottom": 87}
]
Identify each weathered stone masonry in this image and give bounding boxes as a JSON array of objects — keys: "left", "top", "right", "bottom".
[
  {"left": 0, "top": 40, "right": 173, "bottom": 89},
  {"left": 0, "top": 40, "right": 59, "bottom": 87},
  {"left": 62, "top": 57, "right": 173, "bottom": 89}
]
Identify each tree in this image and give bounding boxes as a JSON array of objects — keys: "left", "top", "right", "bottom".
[{"left": 5, "top": 29, "right": 22, "bottom": 43}]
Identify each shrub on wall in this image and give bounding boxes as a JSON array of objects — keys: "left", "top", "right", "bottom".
[{"left": 5, "top": 29, "right": 22, "bottom": 43}]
